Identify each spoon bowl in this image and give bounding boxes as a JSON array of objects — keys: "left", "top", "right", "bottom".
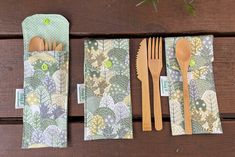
[
  {"left": 28, "top": 36, "right": 44, "bottom": 52},
  {"left": 176, "top": 39, "right": 191, "bottom": 66}
]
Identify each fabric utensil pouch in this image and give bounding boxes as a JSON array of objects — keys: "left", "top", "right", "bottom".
[
  {"left": 165, "top": 35, "right": 223, "bottom": 136},
  {"left": 21, "top": 14, "right": 69, "bottom": 148},
  {"left": 84, "top": 39, "right": 133, "bottom": 140}
]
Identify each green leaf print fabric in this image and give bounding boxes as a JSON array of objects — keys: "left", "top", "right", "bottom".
[
  {"left": 22, "top": 14, "right": 69, "bottom": 148},
  {"left": 84, "top": 39, "right": 133, "bottom": 140},
  {"left": 165, "top": 35, "right": 223, "bottom": 135}
]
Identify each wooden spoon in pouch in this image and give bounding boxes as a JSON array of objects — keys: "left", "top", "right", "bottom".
[
  {"left": 28, "top": 36, "right": 44, "bottom": 52},
  {"left": 175, "top": 38, "right": 193, "bottom": 135}
]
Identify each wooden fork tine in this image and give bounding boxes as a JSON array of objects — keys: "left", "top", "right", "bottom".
[
  {"left": 152, "top": 37, "right": 155, "bottom": 59},
  {"left": 53, "top": 40, "right": 56, "bottom": 50},
  {"left": 159, "top": 37, "right": 162, "bottom": 60},
  {"left": 148, "top": 38, "right": 152, "bottom": 59},
  {"left": 152, "top": 37, "right": 154, "bottom": 59},
  {"left": 48, "top": 40, "right": 52, "bottom": 51},
  {"left": 155, "top": 37, "right": 159, "bottom": 59},
  {"left": 147, "top": 39, "right": 151, "bottom": 62}
]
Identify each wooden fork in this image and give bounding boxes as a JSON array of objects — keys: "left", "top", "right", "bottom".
[
  {"left": 147, "top": 37, "right": 163, "bottom": 131},
  {"left": 47, "top": 40, "right": 55, "bottom": 51}
]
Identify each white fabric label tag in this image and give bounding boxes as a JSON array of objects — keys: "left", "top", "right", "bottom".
[
  {"left": 15, "top": 89, "right": 24, "bottom": 109},
  {"left": 160, "top": 76, "right": 169, "bottom": 96},
  {"left": 77, "top": 84, "right": 85, "bottom": 104}
]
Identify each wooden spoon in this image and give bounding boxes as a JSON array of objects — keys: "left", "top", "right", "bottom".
[
  {"left": 175, "top": 38, "right": 192, "bottom": 135},
  {"left": 28, "top": 36, "right": 44, "bottom": 52}
]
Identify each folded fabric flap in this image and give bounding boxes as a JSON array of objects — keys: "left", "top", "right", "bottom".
[
  {"left": 165, "top": 35, "right": 223, "bottom": 136},
  {"left": 22, "top": 51, "right": 68, "bottom": 148},
  {"left": 22, "top": 14, "right": 69, "bottom": 52},
  {"left": 84, "top": 39, "right": 133, "bottom": 140}
]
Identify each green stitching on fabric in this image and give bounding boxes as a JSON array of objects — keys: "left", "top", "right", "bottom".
[{"left": 43, "top": 18, "right": 51, "bottom": 25}]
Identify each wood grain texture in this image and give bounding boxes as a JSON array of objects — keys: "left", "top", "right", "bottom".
[
  {"left": 0, "top": 38, "right": 234, "bottom": 117},
  {"left": 1, "top": 0, "right": 235, "bottom": 36},
  {"left": 175, "top": 39, "right": 193, "bottom": 134},
  {"left": 136, "top": 39, "right": 152, "bottom": 131},
  {"left": 0, "top": 121, "right": 234, "bottom": 157},
  {"left": 147, "top": 37, "right": 163, "bottom": 131}
]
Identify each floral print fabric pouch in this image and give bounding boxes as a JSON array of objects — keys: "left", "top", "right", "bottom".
[
  {"left": 165, "top": 35, "right": 223, "bottom": 136},
  {"left": 22, "top": 14, "right": 69, "bottom": 148},
  {"left": 84, "top": 39, "right": 133, "bottom": 140}
]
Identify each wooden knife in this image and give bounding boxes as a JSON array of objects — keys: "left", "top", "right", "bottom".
[{"left": 136, "top": 39, "right": 152, "bottom": 131}]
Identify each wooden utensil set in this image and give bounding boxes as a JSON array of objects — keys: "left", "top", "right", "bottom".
[
  {"left": 29, "top": 35, "right": 192, "bottom": 134},
  {"left": 29, "top": 36, "right": 63, "bottom": 52},
  {"left": 136, "top": 38, "right": 192, "bottom": 134}
]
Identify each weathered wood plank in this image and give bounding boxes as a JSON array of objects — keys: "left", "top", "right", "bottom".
[
  {"left": 0, "top": 121, "right": 234, "bottom": 157},
  {"left": 1, "top": 0, "right": 235, "bottom": 36},
  {"left": 0, "top": 38, "right": 234, "bottom": 117}
]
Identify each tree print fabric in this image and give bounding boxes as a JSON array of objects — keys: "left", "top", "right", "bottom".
[
  {"left": 22, "top": 14, "right": 69, "bottom": 148},
  {"left": 22, "top": 51, "right": 68, "bottom": 148},
  {"left": 165, "top": 35, "right": 223, "bottom": 135},
  {"left": 84, "top": 39, "right": 133, "bottom": 140}
]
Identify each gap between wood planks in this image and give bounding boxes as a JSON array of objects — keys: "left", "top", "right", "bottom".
[
  {"left": 0, "top": 114, "right": 234, "bottom": 125},
  {"left": 2, "top": 32, "right": 235, "bottom": 39}
]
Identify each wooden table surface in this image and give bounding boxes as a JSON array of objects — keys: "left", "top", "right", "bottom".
[{"left": 0, "top": 0, "right": 235, "bottom": 156}]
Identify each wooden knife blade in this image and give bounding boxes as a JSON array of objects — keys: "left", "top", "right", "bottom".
[
  {"left": 136, "top": 39, "right": 152, "bottom": 131},
  {"left": 55, "top": 43, "right": 63, "bottom": 51}
]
